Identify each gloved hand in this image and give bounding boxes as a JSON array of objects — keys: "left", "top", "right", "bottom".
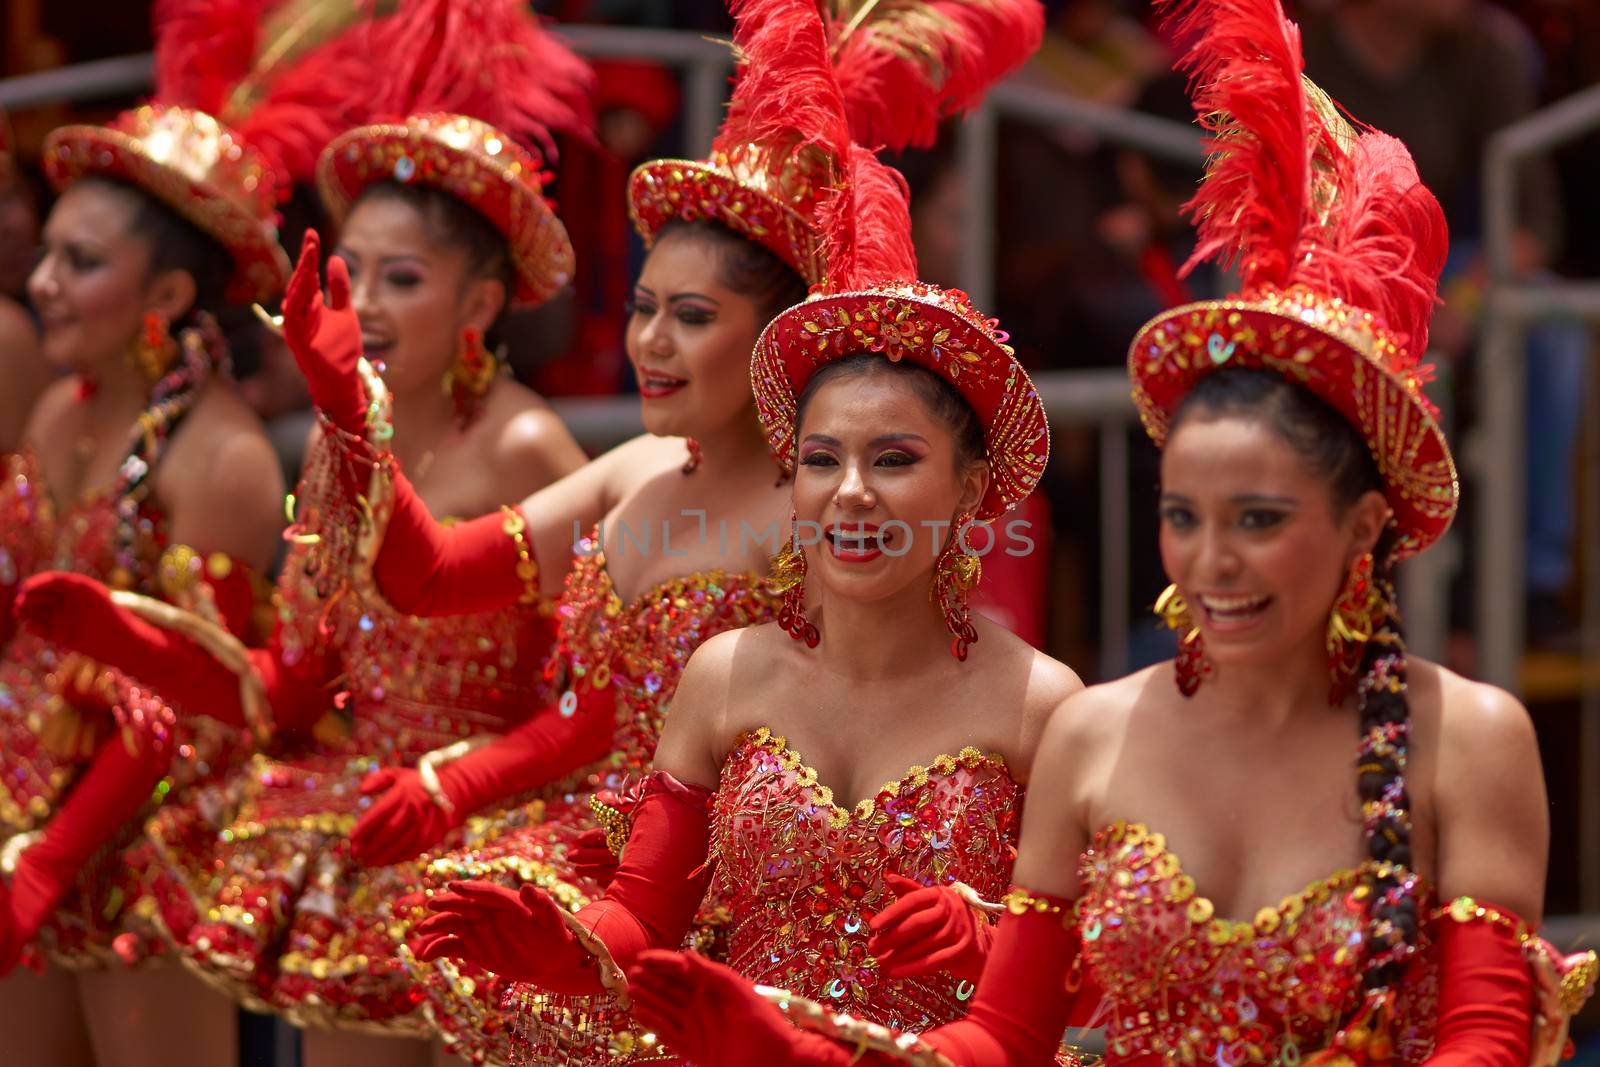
[
  {"left": 411, "top": 880, "right": 603, "bottom": 992},
  {"left": 350, "top": 687, "right": 615, "bottom": 867},
  {"left": 628, "top": 949, "right": 857, "bottom": 1067},
  {"left": 348, "top": 767, "right": 459, "bottom": 866},
  {"left": 16, "top": 571, "right": 332, "bottom": 737},
  {"left": 411, "top": 772, "right": 714, "bottom": 994},
  {"left": 870, "top": 874, "right": 994, "bottom": 982},
  {"left": 281, "top": 229, "right": 367, "bottom": 434}
]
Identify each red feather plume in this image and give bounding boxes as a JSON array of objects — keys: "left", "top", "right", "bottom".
[
  {"left": 818, "top": 143, "right": 918, "bottom": 290},
  {"left": 1160, "top": 0, "right": 1447, "bottom": 358},
  {"left": 152, "top": 0, "right": 392, "bottom": 187},
  {"left": 827, "top": 0, "right": 1045, "bottom": 150},
  {"left": 715, "top": 0, "right": 853, "bottom": 172},
  {"left": 369, "top": 0, "right": 595, "bottom": 163}
]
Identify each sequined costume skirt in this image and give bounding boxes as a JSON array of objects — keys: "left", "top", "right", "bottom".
[
  {"left": 386, "top": 797, "right": 632, "bottom": 1063},
  {"left": 138, "top": 736, "right": 567, "bottom": 1035},
  {"left": 0, "top": 634, "right": 250, "bottom": 967}
]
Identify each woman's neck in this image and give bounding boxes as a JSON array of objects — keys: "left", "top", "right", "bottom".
[
  {"left": 80, "top": 355, "right": 155, "bottom": 430},
  {"left": 688, "top": 408, "right": 775, "bottom": 487},
  {"left": 813, "top": 567, "right": 956, "bottom": 682},
  {"left": 1197, "top": 631, "right": 1342, "bottom": 730},
  {"left": 387, "top": 377, "right": 460, "bottom": 476}
]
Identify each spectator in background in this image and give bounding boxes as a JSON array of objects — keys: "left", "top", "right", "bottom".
[
  {"left": 1301, "top": 0, "right": 1590, "bottom": 647},
  {"left": 521, "top": 0, "right": 685, "bottom": 400},
  {"left": 0, "top": 113, "right": 48, "bottom": 454}
]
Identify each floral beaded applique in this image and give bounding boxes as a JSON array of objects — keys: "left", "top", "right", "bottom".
[
  {"left": 705, "top": 727, "right": 1020, "bottom": 1031},
  {"left": 1077, "top": 820, "right": 1437, "bottom": 1064}
]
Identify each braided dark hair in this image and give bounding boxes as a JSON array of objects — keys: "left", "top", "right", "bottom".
[{"left": 1171, "top": 367, "right": 1419, "bottom": 1007}]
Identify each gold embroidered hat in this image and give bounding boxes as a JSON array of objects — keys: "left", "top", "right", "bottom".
[
  {"left": 38, "top": 0, "right": 420, "bottom": 304},
  {"left": 1128, "top": 0, "right": 1456, "bottom": 558},
  {"left": 319, "top": 113, "right": 576, "bottom": 310},
  {"left": 314, "top": 0, "right": 595, "bottom": 309},
  {"left": 44, "top": 105, "right": 291, "bottom": 304}
]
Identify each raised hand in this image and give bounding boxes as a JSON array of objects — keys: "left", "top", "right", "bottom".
[
  {"left": 627, "top": 950, "right": 855, "bottom": 1067},
  {"left": 410, "top": 880, "right": 601, "bottom": 992},
  {"left": 349, "top": 767, "right": 459, "bottom": 867},
  {"left": 280, "top": 229, "right": 368, "bottom": 434},
  {"left": 869, "top": 874, "right": 993, "bottom": 982}
]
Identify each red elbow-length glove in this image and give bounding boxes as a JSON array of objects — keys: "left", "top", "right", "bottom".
[
  {"left": 1421, "top": 906, "right": 1537, "bottom": 1066},
  {"left": 367, "top": 470, "right": 535, "bottom": 617},
  {"left": 349, "top": 684, "right": 619, "bottom": 866},
  {"left": 627, "top": 889, "right": 1084, "bottom": 1067},
  {"left": 410, "top": 772, "right": 713, "bottom": 992},
  {"left": 14, "top": 572, "right": 334, "bottom": 739}
]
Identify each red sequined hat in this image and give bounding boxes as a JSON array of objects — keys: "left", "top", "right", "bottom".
[
  {"left": 45, "top": 106, "right": 291, "bottom": 305},
  {"left": 320, "top": 114, "right": 577, "bottom": 310},
  {"left": 1128, "top": 0, "right": 1457, "bottom": 558},
  {"left": 316, "top": 0, "right": 594, "bottom": 310},
  {"left": 630, "top": 0, "right": 1044, "bottom": 287}
]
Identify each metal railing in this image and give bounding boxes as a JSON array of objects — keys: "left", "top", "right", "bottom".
[{"left": 1480, "top": 83, "right": 1600, "bottom": 912}]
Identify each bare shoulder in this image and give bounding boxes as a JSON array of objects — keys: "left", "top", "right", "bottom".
[
  {"left": 1037, "top": 665, "right": 1154, "bottom": 766},
  {"left": 660, "top": 625, "right": 775, "bottom": 778},
  {"left": 174, "top": 384, "right": 281, "bottom": 500},
  {"left": 479, "top": 380, "right": 586, "bottom": 491},
  {"left": 592, "top": 433, "right": 687, "bottom": 491},
  {"left": 1408, "top": 657, "right": 1537, "bottom": 766},
  {"left": 972, "top": 620, "right": 1084, "bottom": 745}
]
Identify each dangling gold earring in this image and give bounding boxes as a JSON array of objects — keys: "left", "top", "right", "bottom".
[
  {"left": 130, "top": 312, "right": 178, "bottom": 382},
  {"left": 1326, "top": 552, "right": 1389, "bottom": 704},
  {"left": 768, "top": 516, "right": 818, "bottom": 647},
  {"left": 1155, "top": 583, "right": 1211, "bottom": 696},
  {"left": 443, "top": 327, "right": 496, "bottom": 427},
  {"left": 932, "top": 515, "right": 981, "bottom": 661}
]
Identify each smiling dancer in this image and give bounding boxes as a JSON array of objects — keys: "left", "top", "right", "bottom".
[
  {"left": 613, "top": 1, "right": 1598, "bottom": 1064},
  {"left": 404, "top": 0, "right": 1072, "bottom": 1064}
]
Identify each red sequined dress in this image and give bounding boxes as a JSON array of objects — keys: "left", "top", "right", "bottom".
[
  {"left": 391, "top": 527, "right": 775, "bottom": 1064},
  {"left": 1076, "top": 820, "right": 1438, "bottom": 1064},
  {"left": 0, "top": 447, "right": 261, "bottom": 964},
  {"left": 505, "top": 725, "right": 1022, "bottom": 1066},
  {"left": 133, "top": 429, "right": 559, "bottom": 1032}
]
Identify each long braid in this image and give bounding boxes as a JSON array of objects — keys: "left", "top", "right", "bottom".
[{"left": 1350, "top": 532, "right": 1423, "bottom": 1016}]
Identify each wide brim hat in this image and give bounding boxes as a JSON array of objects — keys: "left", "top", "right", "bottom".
[
  {"left": 627, "top": 144, "right": 832, "bottom": 287},
  {"left": 1128, "top": 285, "right": 1458, "bottom": 559},
  {"left": 753, "top": 281, "right": 1049, "bottom": 523},
  {"left": 317, "top": 113, "right": 574, "bottom": 310},
  {"left": 43, "top": 105, "right": 291, "bottom": 304}
]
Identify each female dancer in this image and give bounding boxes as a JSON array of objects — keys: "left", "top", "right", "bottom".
[
  {"left": 405, "top": 1, "right": 1072, "bottom": 1063},
  {"left": 12, "top": 2, "right": 595, "bottom": 1063},
  {"left": 613, "top": 1, "right": 1598, "bottom": 1063},
  {"left": 0, "top": 100, "right": 290, "bottom": 1064}
]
